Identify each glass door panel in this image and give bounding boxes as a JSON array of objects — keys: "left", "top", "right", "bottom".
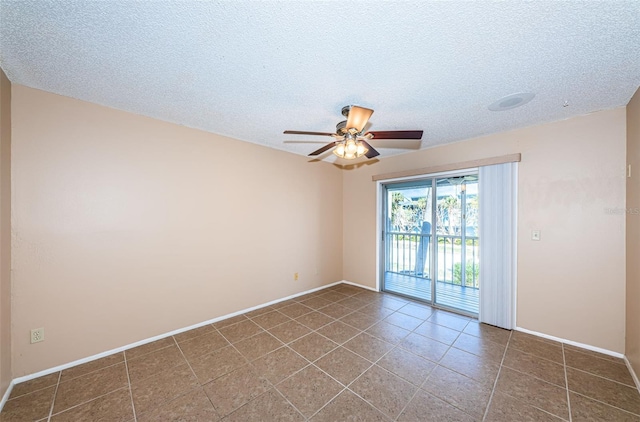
[
  {"left": 434, "top": 176, "right": 479, "bottom": 314},
  {"left": 382, "top": 181, "right": 433, "bottom": 302}
]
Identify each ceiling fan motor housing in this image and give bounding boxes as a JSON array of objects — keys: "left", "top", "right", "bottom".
[{"left": 336, "top": 120, "right": 348, "bottom": 135}]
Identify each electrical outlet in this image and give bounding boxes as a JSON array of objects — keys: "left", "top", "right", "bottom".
[
  {"left": 30, "top": 327, "right": 44, "bottom": 344},
  {"left": 294, "top": 272, "right": 299, "bottom": 281}
]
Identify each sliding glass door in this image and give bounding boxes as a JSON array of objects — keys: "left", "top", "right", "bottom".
[{"left": 382, "top": 172, "right": 479, "bottom": 315}]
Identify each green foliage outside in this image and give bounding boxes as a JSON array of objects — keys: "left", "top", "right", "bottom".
[{"left": 453, "top": 261, "right": 480, "bottom": 288}]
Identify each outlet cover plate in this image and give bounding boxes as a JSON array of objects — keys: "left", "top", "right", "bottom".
[{"left": 31, "top": 328, "right": 44, "bottom": 344}]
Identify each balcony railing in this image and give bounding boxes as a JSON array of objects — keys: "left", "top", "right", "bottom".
[{"left": 386, "top": 231, "right": 479, "bottom": 289}]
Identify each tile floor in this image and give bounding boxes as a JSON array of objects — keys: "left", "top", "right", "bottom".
[{"left": 2, "top": 284, "right": 640, "bottom": 421}]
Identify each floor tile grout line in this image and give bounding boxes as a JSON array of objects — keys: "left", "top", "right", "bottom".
[
  {"left": 498, "top": 363, "right": 569, "bottom": 390},
  {"left": 123, "top": 349, "right": 138, "bottom": 422},
  {"left": 218, "top": 321, "right": 272, "bottom": 346},
  {"left": 294, "top": 385, "right": 347, "bottom": 420},
  {"left": 191, "top": 333, "right": 279, "bottom": 420},
  {"left": 47, "top": 386, "right": 132, "bottom": 420},
  {"left": 171, "top": 334, "right": 227, "bottom": 419},
  {"left": 171, "top": 335, "right": 200, "bottom": 385},
  {"left": 285, "top": 342, "right": 343, "bottom": 378},
  {"left": 562, "top": 343, "right": 573, "bottom": 422},
  {"left": 223, "top": 328, "right": 259, "bottom": 381},
  {"left": 419, "top": 364, "right": 480, "bottom": 420},
  {"left": 431, "top": 356, "right": 502, "bottom": 389},
  {"left": 339, "top": 336, "right": 391, "bottom": 365},
  {"left": 5, "top": 379, "right": 60, "bottom": 402},
  {"left": 285, "top": 331, "right": 342, "bottom": 363},
  {"left": 126, "top": 343, "right": 176, "bottom": 362},
  {"left": 238, "top": 335, "right": 277, "bottom": 359},
  {"left": 211, "top": 314, "right": 250, "bottom": 332},
  {"left": 344, "top": 385, "right": 397, "bottom": 421},
  {"left": 498, "top": 356, "right": 638, "bottom": 400},
  {"left": 250, "top": 309, "right": 295, "bottom": 330},
  {"left": 410, "top": 321, "right": 491, "bottom": 420},
  {"left": 392, "top": 376, "right": 425, "bottom": 421},
  {"left": 420, "top": 386, "right": 480, "bottom": 421},
  {"left": 288, "top": 324, "right": 332, "bottom": 348},
  {"left": 45, "top": 370, "right": 61, "bottom": 422},
  {"left": 565, "top": 345, "right": 628, "bottom": 364},
  {"left": 53, "top": 355, "right": 127, "bottom": 385},
  {"left": 327, "top": 300, "right": 473, "bottom": 382},
  {"left": 311, "top": 361, "right": 362, "bottom": 388},
  {"left": 481, "top": 328, "right": 512, "bottom": 422},
  {"left": 404, "top": 305, "right": 463, "bottom": 380},
  {"left": 315, "top": 323, "right": 372, "bottom": 348},
  {"left": 127, "top": 338, "right": 218, "bottom": 421},
  {"left": 172, "top": 323, "right": 217, "bottom": 344},
  {"left": 127, "top": 342, "right": 197, "bottom": 386},
  {"left": 569, "top": 390, "right": 640, "bottom": 417},
  {"left": 486, "top": 333, "right": 584, "bottom": 421},
  {"left": 336, "top": 336, "right": 423, "bottom": 420},
  {"left": 270, "top": 384, "right": 309, "bottom": 421},
  {"left": 566, "top": 365, "right": 639, "bottom": 388},
  {"left": 216, "top": 382, "right": 274, "bottom": 419},
  {"left": 274, "top": 326, "right": 375, "bottom": 388},
  {"left": 507, "top": 341, "right": 567, "bottom": 364}
]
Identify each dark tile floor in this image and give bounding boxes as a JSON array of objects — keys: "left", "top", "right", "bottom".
[{"left": 2, "top": 284, "right": 640, "bottom": 421}]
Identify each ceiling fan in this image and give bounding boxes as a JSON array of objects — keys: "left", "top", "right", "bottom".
[{"left": 283, "top": 105, "right": 423, "bottom": 160}]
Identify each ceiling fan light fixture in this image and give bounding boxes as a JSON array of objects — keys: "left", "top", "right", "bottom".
[
  {"left": 346, "top": 138, "right": 358, "bottom": 154},
  {"left": 333, "top": 139, "right": 368, "bottom": 160}
]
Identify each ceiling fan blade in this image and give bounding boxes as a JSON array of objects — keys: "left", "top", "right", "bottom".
[
  {"left": 284, "top": 130, "right": 335, "bottom": 136},
  {"left": 309, "top": 141, "right": 338, "bottom": 156},
  {"left": 359, "top": 140, "right": 380, "bottom": 159},
  {"left": 283, "top": 140, "right": 328, "bottom": 144},
  {"left": 370, "top": 140, "right": 421, "bottom": 150},
  {"left": 346, "top": 106, "right": 374, "bottom": 133},
  {"left": 367, "top": 130, "right": 423, "bottom": 140}
]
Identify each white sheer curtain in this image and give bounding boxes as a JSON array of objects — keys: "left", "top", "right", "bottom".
[{"left": 479, "top": 162, "right": 517, "bottom": 329}]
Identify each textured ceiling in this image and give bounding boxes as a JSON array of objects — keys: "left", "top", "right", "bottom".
[{"left": 1, "top": 1, "right": 639, "bottom": 162}]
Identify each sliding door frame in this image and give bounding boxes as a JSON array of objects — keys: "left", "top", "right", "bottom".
[{"left": 376, "top": 168, "right": 479, "bottom": 316}]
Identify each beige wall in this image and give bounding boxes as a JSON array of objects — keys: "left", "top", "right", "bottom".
[
  {"left": 0, "top": 70, "right": 12, "bottom": 394},
  {"left": 6, "top": 82, "right": 631, "bottom": 377},
  {"left": 11, "top": 85, "right": 343, "bottom": 376},
  {"left": 627, "top": 87, "right": 640, "bottom": 375},
  {"left": 343, "top": 108, "right": 627, "bottom": 353}
]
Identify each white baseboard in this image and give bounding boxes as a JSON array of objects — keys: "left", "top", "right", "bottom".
[
  {"left": 11, "top": 280, "right": 345, "bottom": 387},
  {"left": 341, "top": 280, "right": 379, "bottom": 292},
  {"left": 515, "top": 326, "right": 624, "bottom": 359},
  {"left": 624, "top": 356, "right": 640, "bottom": 393},
  {"left": 0, "top": 381, "right": 14, "bottom": 413}
]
